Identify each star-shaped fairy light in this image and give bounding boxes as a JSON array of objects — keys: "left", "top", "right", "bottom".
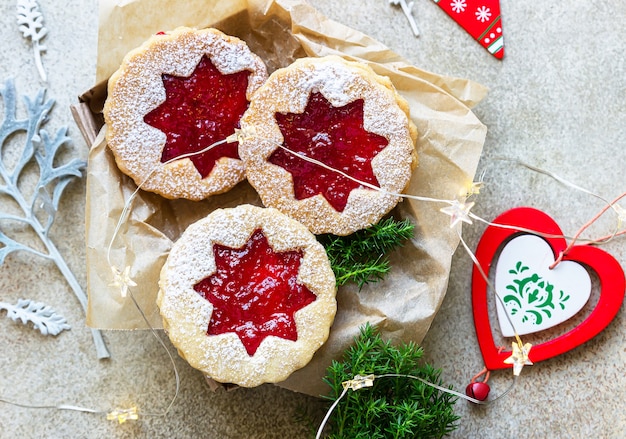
[
  {"left": 461, "top": 179, "right": 484, "bottom": 198},
  {"left": 440, "top": 199, "right": 475, "bottom": 228},
  {"left": 269, "top": 92, "right": 389, "bottom": 212},
  {"left": 227, "top": 126, "right": 257, "bottom": 144},
  {"left": 342, "top": 374, "right": 376, "bottom": 391},
  {"left": 107, "top": 406, "right": 139, "bottom": 424},
  {"left": 194, "top": 229, "right": 317, "bottom": 356},
  {"left": 503, "top": 338, "right": 533, "bottom": 376},
  {"left": 109, "top": 265, "right": 137, "bottom": 298},
  {"left": 143, "top": 55, "right": 250, "bottom": 178}
]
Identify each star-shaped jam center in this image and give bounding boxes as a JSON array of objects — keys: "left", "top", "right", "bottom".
[
  {"left": 144, "top": 55, "right": 250, "bottom": 178},
  {"left": 194, "top": 229, "right": 317, "bottom": 356},
  {"left": 269, "top": 92, "right": 389, "bottom": 212}
]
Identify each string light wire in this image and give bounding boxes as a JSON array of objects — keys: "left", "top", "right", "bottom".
[
  {"left": 106, "top": 138, "right": 230, "bottom": 267},
  {"left": 108, "top": 127, "right": 624, "bottom": 382},
  {"left": 8, "top": 129, "right": 614, "bottom": 425}
]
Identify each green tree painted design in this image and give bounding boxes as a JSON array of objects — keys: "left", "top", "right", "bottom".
[{"left": 503, "top": 261, "right": 571, "bottom": 326}]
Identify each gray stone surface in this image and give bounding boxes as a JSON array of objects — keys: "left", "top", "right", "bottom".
[{"left": 0, "top": 0, "right": 624, "bottom": 437}]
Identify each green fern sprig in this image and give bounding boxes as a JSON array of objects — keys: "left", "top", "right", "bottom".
[
  {"left": 321, "top": 324, "right": 459, "bottom": 439},
  {"left": 319, "top": 217, "right": 415, "bottom": 288}
]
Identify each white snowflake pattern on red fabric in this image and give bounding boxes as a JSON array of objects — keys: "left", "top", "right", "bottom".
[
  {"left": 450, "top": 0, "right": 466, "bottom": 13},
  {"left": 475, "top": 6, "right": 492, "bottom": 22},
  {"left": 432, "top": 0, "right": 505, "bottom": 59}
]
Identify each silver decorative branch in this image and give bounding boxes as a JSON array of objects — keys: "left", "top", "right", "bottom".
[
  {"left": 16, "top": 0, "right": 48, "bottom": 82},
  {"left": 0, "top": 79, "right": 110, "bottom": 359},
  {"left": 389, "top": 0, "right": 420, "bottom": 37},
  {"left": 0, "top": 299, "right": 71, "bottom": 336}
]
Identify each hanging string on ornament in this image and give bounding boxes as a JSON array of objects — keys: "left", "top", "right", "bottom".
[
  {"left": 489, "top": 157, "right": 626, "bottom": 251},
  {"left": 550, "top": 190, "right": 626, "bottom": 268}
]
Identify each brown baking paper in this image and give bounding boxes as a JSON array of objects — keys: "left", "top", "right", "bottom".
[{"left": 79, "top": 0, "right": 488, "bottom": 396}]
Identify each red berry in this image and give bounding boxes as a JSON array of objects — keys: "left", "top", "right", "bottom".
[{"left": 465, "top": 382, "right": 490, "bottom": 402}]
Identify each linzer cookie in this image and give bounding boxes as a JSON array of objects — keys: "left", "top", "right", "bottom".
[
  {"left": 238, "top": 55, "right": 417, "bottom": 235},
  {"left": 103, "top": 27, "right": 267, "bottom": 200},
  {"left": 157, "top": 204, "right": 337, "bottom": 387}
]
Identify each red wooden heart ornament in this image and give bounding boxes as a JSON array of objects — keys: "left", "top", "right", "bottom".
[{"left": 472, "top": 207, "right": 625, "bottom": 371}]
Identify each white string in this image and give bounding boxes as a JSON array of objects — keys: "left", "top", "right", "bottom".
[
  {"left": 126, "top": 291, "right": 180, "bottom": 419},
  {"left": 0, "top": 128, "right": 219, "bottom": 419},
  {"left": 0, "top": 291, "right": 181, "bottom": 421},
  {"left": 271, "top": 142, "right": 454, "bottom": 206},
  {"left": 0, "top": 398, "right": 100, "bottom": 414},
  {"left": 494, "top": 157, "right": 615, "bottom": 207},
  {"left": 489, "top": 157, "right": 625, "bottom": 245},
  {"left": 315, "top": 386, "right": 349, "bottom": 439},
  {"left": 456, "top": 228, "right": 518, "bottom": 333},
  {"left": 106, "top": 138, "right": 230, "bottom": 266},
  {"left": 101, "top": 139, "right": 237, "bottom": 420}
]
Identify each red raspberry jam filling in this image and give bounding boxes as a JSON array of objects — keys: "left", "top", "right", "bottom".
[
  {"left": 269, "top": 91, "right": 389, "bottom": 212},
  {"left": 144, "top": 55, "right": 250, "bottom": 178},
  {"left": 194, "top": 229, "right": 316, "bottom": 356}
]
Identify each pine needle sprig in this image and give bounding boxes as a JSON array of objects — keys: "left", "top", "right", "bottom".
[
  {"left": 321, "top": 324, "right": 459, "bottom": 439},
  {"left": 333, "top": 259, "right": 391, "bottom": 288},
  {"left": 319, "top": 217, "right": 415, "bottom": 288}
]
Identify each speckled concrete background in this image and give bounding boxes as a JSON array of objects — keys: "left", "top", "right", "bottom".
[{"left": 0, "top": 1, "right": 624, "bottom": 437}]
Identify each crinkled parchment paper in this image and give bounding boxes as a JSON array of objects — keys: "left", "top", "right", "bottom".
[{"left": 78, "top": 0, "right": 488, "bottom": 396}]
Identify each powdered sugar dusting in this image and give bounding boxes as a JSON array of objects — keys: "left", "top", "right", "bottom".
[
  {"left": 239, "top": 56, "right": 417, "bottom": 235},
  {"left": 104, "top": 27, "right": 268, "bottom": 200},
  {"left": 157, "top": 204, "right": 336, "bottom": 387}
]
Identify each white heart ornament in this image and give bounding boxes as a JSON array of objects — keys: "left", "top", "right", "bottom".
[{"left": 495, "top": 235, "right": 591, "bottom": 337}]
